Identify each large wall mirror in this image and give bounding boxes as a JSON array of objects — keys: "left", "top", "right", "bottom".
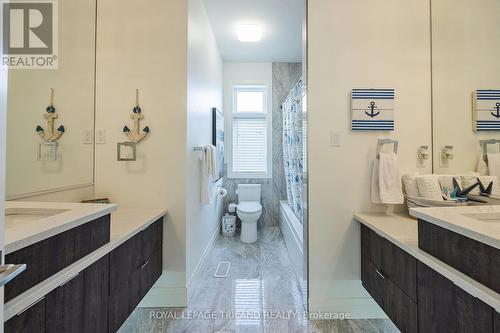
[
  {"left": 6, "top": 0, "right": 96, "bottom": 198},
  {"left": 431, "top": 0, "right": 500, "bottom": 174}
]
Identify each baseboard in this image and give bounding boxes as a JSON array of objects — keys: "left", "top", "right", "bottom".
[
  {"left": 138, "top": 271, "right": 187, "bottom": 308},
  {"left": 137, "top": 286, "right": 188, "bottom": 308},
  {"left": 308, "top": 280, "right": 387, "bottom": 319},
  {"left": 186, "top": 219, "right": 221, "bottom": 299}
]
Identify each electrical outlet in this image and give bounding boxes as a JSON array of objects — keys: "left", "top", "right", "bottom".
[
  {"left": 82, "top": 129, "right": 93, "bottom": 144},
  {"left": 96, "top": 129, "right": 106, "bottom": 144}
]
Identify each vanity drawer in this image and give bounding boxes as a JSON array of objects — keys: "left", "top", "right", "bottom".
[
  {"left": 418, "top": 219, "right": 500, "bottom": 294},
  {"left": 5, "top": 297, "right": 46, "bottom": 333},
  {"left": 361, "top": 254, "right": 384, "bottom": 307},
  {"left": 361, "top": 224, "right": 383, "bottom": 268},
  {"left": 382, "top": 239, "right": 417, "bottom": 302},
  {"left": 361, "top": 253, "right": 417, "bottom": 333},
  {"left": 109, "top": 218, "right": 163, "bottom": 332},
  {"left": 5, "top": 214, "right": 110, "bottom": 302}
]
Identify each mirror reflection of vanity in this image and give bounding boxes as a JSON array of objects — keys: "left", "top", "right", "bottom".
[
  {"left": 6, "top": 0, "right": 96, "bottom": 199},
  {"left": 431, "top": 0, "right": 500, "bottom": 175}
]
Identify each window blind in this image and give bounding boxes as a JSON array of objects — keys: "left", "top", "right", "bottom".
[{"left": 233, "top": 117, "right": 267, "bottom": 173}]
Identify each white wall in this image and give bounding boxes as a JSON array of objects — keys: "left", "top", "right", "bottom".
[
  {"left": 308, "top": 0, "right": 432, "bottom": 317},
  {"left": 0, "top": 16, "right": 8, "bottom": 326},
  {"left": 186, "top": 0, "right": 225, "bottom": 292},
  {"left": 94, "top": 0, "right": 188, "bottom": 306},
  {"left": 432, "top": 0, "right": 500, "bottom": 174},
  {"left": 6, "top": 0, "right": 96, "bottom": 199}
]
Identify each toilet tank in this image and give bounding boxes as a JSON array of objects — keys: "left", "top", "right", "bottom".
[{"left": 237, "top": 184, "right": 261, "bottom": 203}]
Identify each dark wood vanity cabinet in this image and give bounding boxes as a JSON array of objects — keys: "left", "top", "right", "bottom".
[
  {"left": 417, "top": 261, "right": 493, "bottom": 333},
  {"left": 5, "top": 255, "right": 109, "bottom": 333},
  {"left": 5, "top": 214, "right": 111, "bottom": 302},
  {"left": 361, "top": 223, "right": 497, "bottom": 333},
  {"left": 5, "top": 218, "right": 163, "bottom": 333},
  {"left": 360, "top": 225, "right": 418, "bottom": 333},
  {"left": 109, "top": 218, "right": 163, "bottom": 333}
]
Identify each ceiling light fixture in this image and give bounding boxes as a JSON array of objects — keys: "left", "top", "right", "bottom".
[{"left": 236, "top": 24, "right": 262, "bottom": 42}]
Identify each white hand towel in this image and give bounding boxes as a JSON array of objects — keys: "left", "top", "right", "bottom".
[
  {"left": 402, "top": 173, "right": 420, "bottom": 197},
  {"left": 200, "top": 145, "right": 217, "bottom": 204},
  {"left": 416, "top": 174, "right": 444, "bottom": 201},
  {"left": 487, "top": 153, "right": 500, "bottom": 179},
  {"left": 371, "top": 159, "right": 381, "bottom": 204},
  {"left": 378, "top": 152, "right": 404, "bottom": 204},
  {"left": 477, "top": 156, "right": 488, "bottom": 175}
]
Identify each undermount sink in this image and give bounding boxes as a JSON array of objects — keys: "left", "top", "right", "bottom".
[
  {"left": 5, "top": 208, "right": 70, "bottom": 229},
  {"left": 462, "top": 212, "right": 500, "bottom": 223}
]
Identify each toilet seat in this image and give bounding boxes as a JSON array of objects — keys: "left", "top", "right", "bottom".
[{"left": 237, "top": 201, "right": 262, "bottom": 214}]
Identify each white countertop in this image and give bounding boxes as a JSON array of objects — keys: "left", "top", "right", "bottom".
[
  {"left": 4, "top": 207, "right": 167, "bottom": 322},
  {"left": 4, "top": 201, "right": 117, "bottom": 254},
  {"left": 410, "top": 205, "right": 500, "bottom": 250},
  {"left": 354, "top": 212, "right": 500, "bottom": 312}
]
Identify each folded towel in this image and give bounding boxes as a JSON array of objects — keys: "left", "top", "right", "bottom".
[
  {"left": 488, "top": 153, "right": 500, "bottom": 179},
  {"left": 402, "top": 173, "right": 420, "bottom": 197},
  {"left": 200, "top": 144, "right": 218, "bottom": 204},
  {"left": 416, "top": 175, "right": 444, "bottom": 201},
  {"left": 478, "top": 175, "right": 500, "bottom": 195},
  {"left": 477, "top": 156, "right": 488, "bottom": 175},
  {"left": 438, "top": 175, "right": 461, "bottom": 195},
  {"left": 371, "top": 159, "right": 381, "bottom": 204},
  {"left": 460, "top": 173, "right": 480, "bottom": 195},
  {"left": 378, "top": 152, "right": 404, "bottom": 204}
]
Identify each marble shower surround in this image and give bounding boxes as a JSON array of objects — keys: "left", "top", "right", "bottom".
[{"left": 224, "top": 62, "right": 302, "bottom": 227}]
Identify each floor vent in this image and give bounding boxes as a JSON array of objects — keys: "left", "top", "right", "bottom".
[{"left": 214, "top": 261, "right": 231, "bottom": 278}]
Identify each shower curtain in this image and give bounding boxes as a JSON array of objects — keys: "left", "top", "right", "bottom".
[{"left": 282, "top": 79, "right": 304, "bottom": 223}]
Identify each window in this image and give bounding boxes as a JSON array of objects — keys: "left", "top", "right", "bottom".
[{"left": 229, "top": 86, "right": 271, "bottom": 178}]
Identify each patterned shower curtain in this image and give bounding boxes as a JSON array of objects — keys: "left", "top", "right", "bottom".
[{"left": 282, "top": 78, "right": 304, "bottom": 223}]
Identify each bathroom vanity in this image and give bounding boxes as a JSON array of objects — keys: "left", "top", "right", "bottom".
[
  {"left": 3, "top": 202, "right": 166, "bottom": 333},
  {"left": 356, "top": 210, "right": 500, "bottom": 333}
]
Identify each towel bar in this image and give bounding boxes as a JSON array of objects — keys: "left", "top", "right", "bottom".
[
  {"left": 480, "top": 139, "right": 500, "bottom": 162},
  {"left": 376, "top": 139, "right": 398, "bottom": 159},
  {"left": 193, "top": 146, "right": 206, "bottom": 151}
]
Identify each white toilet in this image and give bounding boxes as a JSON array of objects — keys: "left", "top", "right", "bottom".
[{"left": 236, "top": 184, "right": 262, "bottom": 243}]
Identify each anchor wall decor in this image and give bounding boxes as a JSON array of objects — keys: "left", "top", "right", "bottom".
[
  {"left": 473, "top": 89, "right": 500, "bottom": 131},
  {"left": 122, "top": 89, "right": 150, "bottom": 143},
  {"left": 35, "top": 88, "right": 65, "bottom": 142},
  {"left": 351, "top": 88, "right": 395, "bottom": 131}
]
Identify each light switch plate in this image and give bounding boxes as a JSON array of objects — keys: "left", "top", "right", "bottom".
[
  {"left": 82, "top": 129, "right": 93, "bottom": 144},
  {"left": 330, "top": 131, "right": 342, "bottom": 147},
  {"left": 96, "top": 129, "right": 106, "bottom": 144}
]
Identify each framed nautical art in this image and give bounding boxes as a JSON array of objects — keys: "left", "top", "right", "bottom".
[
  {"left": 473, "top": 90, "right": 500, "bottom": 131},
  {"left": 351, "top": 88, "right": 395, "bottom": 131},
  {"left": 212, "top": 107, "right": 225, "bottom": 181}
]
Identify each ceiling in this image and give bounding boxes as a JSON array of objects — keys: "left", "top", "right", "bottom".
[{"left": 202, "top": 0, "right": 304, "bottom": 62}]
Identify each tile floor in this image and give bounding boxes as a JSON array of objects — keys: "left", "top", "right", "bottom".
[{"left": 119, "top": 227, "right": 399, "bottom": 333}]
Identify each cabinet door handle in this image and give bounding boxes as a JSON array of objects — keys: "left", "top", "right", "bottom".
[
  {"left": 16, "top": 296, "right": 45, "bottom": 316},
  {"left": 140, "top": 260, "right": 150, "bottom": 270},
  {"left": 59, "top": 272, "right": 80, "bottom": 287},
  {"left": 375, "top": 269, "right": 386, "bottom": 279}
]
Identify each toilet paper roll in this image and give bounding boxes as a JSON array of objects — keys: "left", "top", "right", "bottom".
[{"left": 218, "top": 188, "right": 228, "bottom": 198}]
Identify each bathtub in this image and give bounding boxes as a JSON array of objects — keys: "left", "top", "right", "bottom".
[{"left": 279, "top": 201, "right": 305, "bottom": 292}]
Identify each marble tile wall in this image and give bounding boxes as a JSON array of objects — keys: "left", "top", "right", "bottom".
[{"left": 224, "top": 62, "right": 302, "bottom": 227}]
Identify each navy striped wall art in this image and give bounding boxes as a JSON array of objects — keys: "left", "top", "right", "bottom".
[
  {"left": 474, "top": 90, "right": 500, "bottom": 131},
  {"left": 351, "top": 89, "right": 395, "bottom": 131}
]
